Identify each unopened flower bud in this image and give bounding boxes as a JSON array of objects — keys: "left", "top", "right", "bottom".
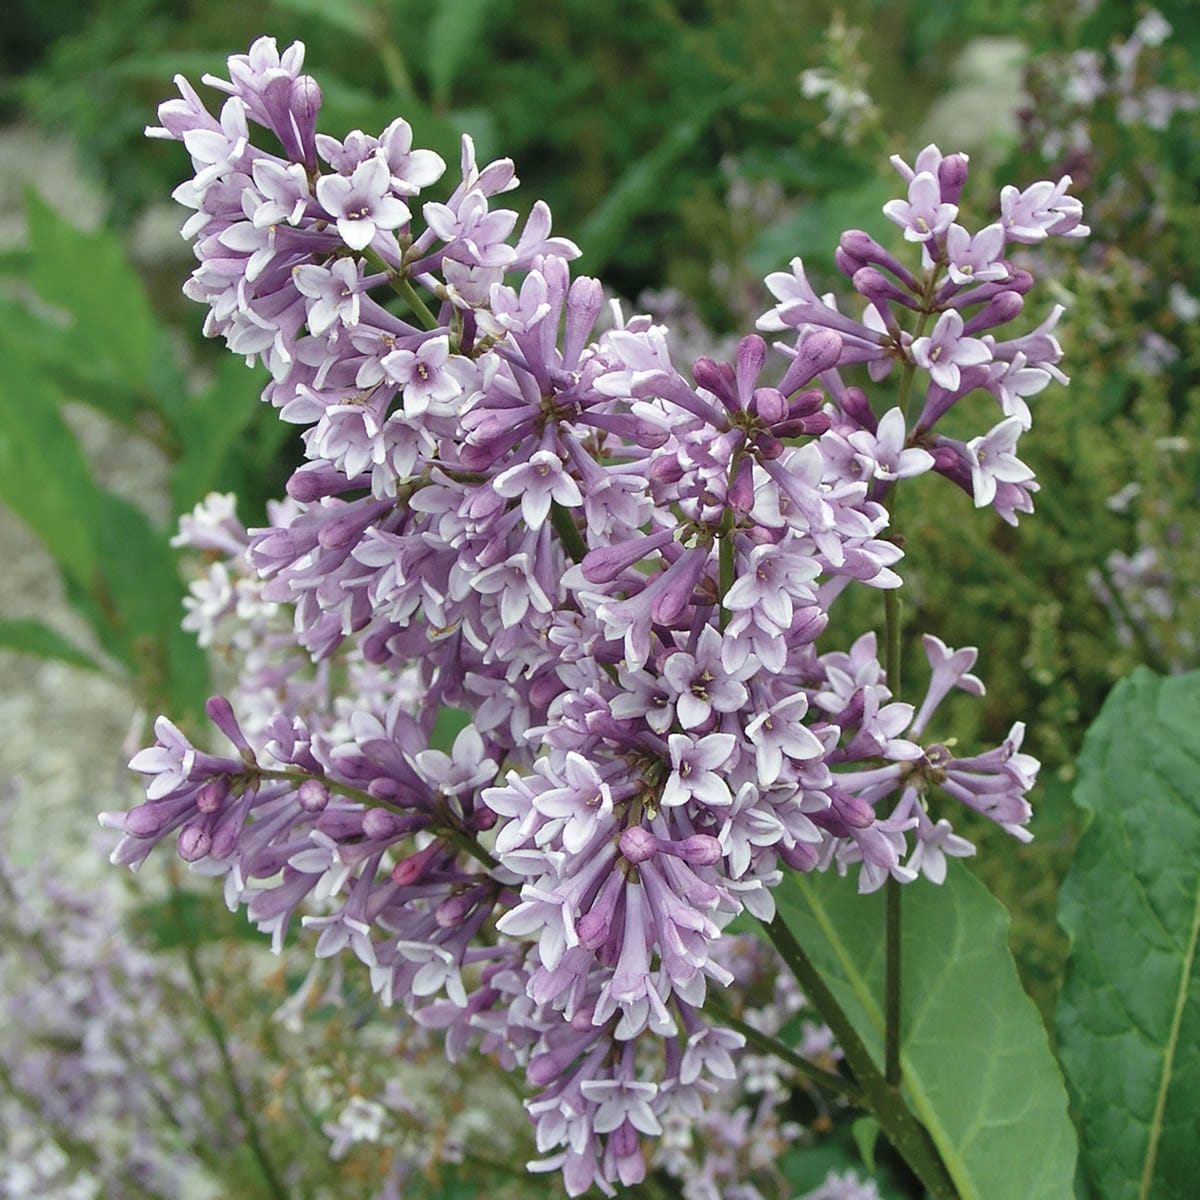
[
  {"left": 938, "top": 153, "right": 970, "bottom": 205},
  {"left": 962, "top": 291, "right": 1024, "bottom": 335},
  {"left": 177, "top": 821, "right": 212, "bottom": 862},
  {"left": 750, "top": 386, "right": 787, "bottom": 425},
  {"left": 362, "top": 808, "right": 407, "bottom": 840},
  {"left": 619, "top": 825, "right": 657, "bottom": 864},
  {"left": 296, "top": 779, "right": 329, "bottom": 813},
  {"left": 196, "top": 779, "right": 228, "bottom": 814},
  {"left": 778, "top": 330, "right": 843, "bottom": 394},
  {"left": 838, "top": 386, "right": 877, "bottom": 432}
]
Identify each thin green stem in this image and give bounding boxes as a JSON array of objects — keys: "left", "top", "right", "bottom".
[
  {"left": 551, "top": 500, "right": 589, "bottom": 564},
  {"left": 883, "top": 584, "right": 904, "bottom": 1087},
  {"left": 258, "top": 768, "right": 500, "bottom": 872},
  {"left": 705, "top": 995, "right": 862, "bottom": 1102},
  {"left": 361, "top": 247, "right": 441, "bottom": 330},
  {"left": 878, "top": 263, "right": 942, "bottom": 1093},
  {"left": 885, "top": 877, "right": 902, "bottom": 1087},
  {"left": 760, "top": 916, "right": 958, "bottom": 1199},
  {"left": 718, "top": 508, "right": 735, "bottom": 631},
  {"left": 168, "top": 872, "right": 289, "bottom": 1200}
]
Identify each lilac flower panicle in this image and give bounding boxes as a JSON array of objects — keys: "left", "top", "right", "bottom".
[{"left": 117, "top": 41, "right": 1087, "bottom": 1194}]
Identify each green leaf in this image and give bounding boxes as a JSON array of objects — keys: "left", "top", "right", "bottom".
[
  {"left": 0, "top": 336, "right": 102, "bottom": 589},
  {"left": 0, "top": 618, "right": 103, "bottom": 673},
  {"left": 775, "top": 864, "right": 1077, "bottom": 1200},
  {"left": 852, "top": 1116, "right": 882, "bottom": 1175},
  {"left": 24, "top": 190, "right": 158, "bottom": 412},
  {"left": 169, "top": 354, "right": 270, "bottom": 513},
  {"left": 430, "top": 706, "right": 471, "bottom": 753},
  {"left": 88, "top": 490, "right": 210, "bottom": 720},
  {"left": 577, "top": 87, "right": 742, "bottom": 277},
  {"left": 1057, "top": 668, "right": 1200, "bottom": 1200},
  {"left": 427, "top": 0, "right": 492, "bottom": 107}
]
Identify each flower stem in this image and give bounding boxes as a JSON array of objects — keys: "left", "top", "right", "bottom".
[
  {"left": 258, "top": 768, "right": 500, "bottom": 872},
  {"left": 705, "top": 993, "right": 862, "bottom": 1102},
  {"left": 883, "top": 584, "right": 903, "bottom": 1087},
  {"left": 551, "top": 500, "right": 589, "bottom": 564},
  {"left": 361, "top": 246, "right": 442, "bottom": 330},
  {"left": 760, "top": 915, "right": 958, "bottom": 1199}
]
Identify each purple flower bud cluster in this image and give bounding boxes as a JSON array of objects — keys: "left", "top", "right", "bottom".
[
  {"left": 110, "top": 38, "right": 1087, "bottom": 1194},
  {"left": 767, "top": 143, "right": 1087, "bottom": 526}
]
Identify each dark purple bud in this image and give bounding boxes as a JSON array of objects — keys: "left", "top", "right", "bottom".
[
  {"left": 196, "top": 779, "right": 228, "bottom": 815},
  {"left": 735, "top": 334, "right": 768, "bottom": 400},
  {"left": 570, "top": 1004, "right": 596, "bottom": 1031},
  {"left": 578, "top": 871, "right": 623, "bottom": 949},
  {"left": 728, "top": 455, "right": 756, "bottom": 514},
  {"left": 317, "top": 513, "right": 363, "bottom": 549},
  {"left": 287, "top": 464, "right": 365, "bottom": 502},
  {"left": 619, "top": 825, "right": 657, "bottom": 864},
  {"left": 778, "top": 330, "right": 843, "bottom": 395},
  {"left": 297, "top": 779, "right": 329, "bottom": 813},
  {"left": 789, "top": 605, "right": 828, "bottom": 644},
  {"left": 938, "top": 153, "right": 970, "bottom": 205},
  {"left": 930, "top": 441, "right": 972, "bottom": 491},
  {"left": 838, "top": 230, "right": 920, "bottom": 290},
  {"left": 529, "top": 672, "right": 562, "bottom": 708},
  {"left": 206, "top": 696, "right": 254, "bottom": 758},
  {"left": 753, "top": 431, "right": 786, "bottom": 459},
  {"left": 750, "top": 386, "right": 787, "bottom": 425},
  {"left": 581, "top": 531, "right": 670, "bottom": 584},
  {"left": 691, "top": 356, "right": 737, "bottom": 409},
  {"left": 834, "top": 689, "right": 866, "bottom": 730},
  {"left": 435, "top": 891, "right": 475, "bottom": 929},
  {"left": 786, "top": 387, "right": 825, "bottom": 418},
  {"left": 835, "top": 244, "right": 866, "bottom": 280},
  {"left": 830, "top": 788, "right": 876, "bottom": 829},
  {"left": 962, "top": 290, "right": 1024, "bottom": 335},
  {"left": 779, "top": 841, "right": 821, "bottom": 871},
  {"left": 527, "top": 1051, "right": 568, "bottom": 1087},
  {"left": 773, "top": 413, "right": 831, "bottom": 439},
  {"left": 363, "top": 808, "right": 407, "bottom": 840},
  {"left": 208, "top": 805, "right": 246, "bottom": 860},
  {"left": 391, "top": 842, "right": 441, "bottom": 886},
  {"left": 839, "top": 386, "right": 876, "bottom": 432},
  {"left": 648, "top": 455, "right": 685, "bottom": 485},
  {"left": 658, "top": 834, "right": 723, "bottom": 866},
  {"left": 853, "top": 267, "right": 919, "bottom": 310},
  {"left": 124, "top": 800, "right": 183, "bottom": 839},
  {"left": 177, "top": 821, "right": 212, "bottom": 862}
]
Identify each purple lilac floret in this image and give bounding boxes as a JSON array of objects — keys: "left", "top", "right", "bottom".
[{"left": 111, "top": 40, "right": 1087, "bottom": 1195}]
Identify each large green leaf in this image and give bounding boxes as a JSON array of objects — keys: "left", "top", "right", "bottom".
[
  {"left": 24, "top": 190, "right": 157, "bottom": 413},
  {"left": 776, "top": 864, "right": 1076, "bottom": 1200},
  {"left": 0, "top": 335, "right": 102, "bottom": 589},
  {"left": 88, "top": 489, "right": 210, "bottom": 720},
  {"left": 0, "top": 618, "right": 102, "bottom": 673},
  {"left": 1057, "top": 668, "right": 1200, "bottom": 1200}
]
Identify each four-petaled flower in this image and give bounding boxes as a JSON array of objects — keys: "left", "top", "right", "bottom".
[
  {"left": 910, "top": 309, "right": 992, "bottom": 392},
  {"left": 316, "top": 155, "right": 411, "bottom": 250}
]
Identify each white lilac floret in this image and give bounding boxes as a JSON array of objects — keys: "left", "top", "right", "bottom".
[{"left": 112, "top": 37, "right": 1089, "bottom": 1196}]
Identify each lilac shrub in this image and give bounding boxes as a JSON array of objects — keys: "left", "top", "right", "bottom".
[{"left": 107, "top": 37, "right": 1086, "bottom": 1194}]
